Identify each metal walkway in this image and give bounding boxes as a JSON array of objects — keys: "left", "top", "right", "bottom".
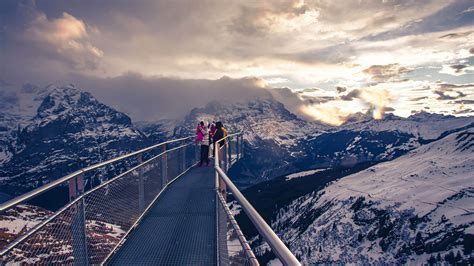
[
  {"left": 109, "top": 166, "right": 217, "bottom": 265},
  {"left": 0, "top": 133, "right": 300, "bottom": 265}
]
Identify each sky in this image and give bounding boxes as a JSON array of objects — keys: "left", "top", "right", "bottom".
[{"left": 1, "top": 0, "right": 473, "bottom": 124}]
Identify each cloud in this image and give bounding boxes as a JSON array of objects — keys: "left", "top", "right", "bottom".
[
  {"left": 301, "top": 87, "right": 398, "bottom": 123},
  {"left": 439, "top": 30, "right": 474, "bottom": 39},
  {"left": 0, "top": 1, "right": 103, "bottom": 83},
  {"left": 72, "top": 73, "right": 274, "bottom": 121},
  {"left": 24, "top": 11, "right": 103, "bottom": 70},
  {"left": 409, "top": 96, "right": 429, "bottom": 101},
  {"left": 453, "top": 108, "right": 474, "bottom": 115},
  {"left": 357, "top": 88, "right": 398, "bottom": 119},
  {"left": 336, "top": 86, "right": 347, "bottom": 93},
  {"left": 433, "top": 84, "right": 468, "bottom": 100},
  {"left": 362, "top": 63, "right": 414, "bottom": 82},
  {"left": 440, "top": 63, "right": 473, "bottom": 76},
  {"left": 461, "top": 6, "right": 474, "bottom": 14},
  {"left": 228, "top": 1, "right": 319, "bottom": 37},
  {"left": 1, "top": 0, "right": 473, "bottom": 121},
  {"left": 455, "top": 99, "right": 474, "bottom": 104},
  {"left": 299, "top": 104, "right": 350, "bottom": 126},
  {"left": 449, "top": 64, "right": 469, "bottom": 72},
  {"left": 340, "top": 89, "right": 361, "bottom": 101}
]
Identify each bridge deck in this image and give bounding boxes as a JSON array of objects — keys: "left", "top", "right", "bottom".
[{"left": 109, "top": 166, "right": 217, "bottom": 265}]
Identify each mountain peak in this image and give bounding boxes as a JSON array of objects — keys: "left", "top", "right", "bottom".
[{"left": 408, "top": 110, "right": 453, "bottom": 121}]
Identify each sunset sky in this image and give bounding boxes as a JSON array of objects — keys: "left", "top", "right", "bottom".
[{"left": 1, "top": 0, "right": 473, "bottom": 124}]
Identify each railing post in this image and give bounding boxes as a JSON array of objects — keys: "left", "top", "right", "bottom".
[
  {"left": 138, "top": 154, "right": 145, "bottom": 213},
  {"left": 181, "top": 145, "right": 186, "bottom": 172},
  {"left": 240, "top": 134, "right": 244, "bottom": 158},
  {"left": 214, "top": 142, "right": 219, "bottom": 190},
  {"left": 196, "top": 142, "right": 200, "bottom": 161},
  {"left": 215, "top": 140, "right": 228, "bottom": 199},
  {"left": 69, "top": 173, "right": 89, "bottom": 265},
  {"left": 235, "top": 135, "right": 240, "bottom": 161},
  {"left": 161, "top": 144, "right": 168, "bottom": 185},
  {"left": 223, "top": 144, "right": 228, "bottom": 173},
  {"left": 228, "top": 136, "right": 232, "bottom": 168}
]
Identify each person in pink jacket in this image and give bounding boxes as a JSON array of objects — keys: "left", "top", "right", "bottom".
[
  {"left": 195, "top": 121, "right": 205, "bottom": 144},
  {"left": 196, "top": 121, "right": 210, "bottom": 166}
]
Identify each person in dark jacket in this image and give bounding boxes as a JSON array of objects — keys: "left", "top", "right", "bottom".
[{"left": 212, "top": 121, "right": 225, "bottom": 162}]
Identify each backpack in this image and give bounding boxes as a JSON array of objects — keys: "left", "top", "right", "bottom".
[{"left": 222, "top": 127, "right": 228, "bottom": 144}]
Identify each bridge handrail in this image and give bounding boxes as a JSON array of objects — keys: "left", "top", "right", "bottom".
[
  {"left": 214, "top": 133, "right": 301, "bottom": 266},
  {"left": 0, "top": 138, "right": 198, "bottom": 262},
  {"left": 0, "top": 136, "right": 193, "bottom": 212}
]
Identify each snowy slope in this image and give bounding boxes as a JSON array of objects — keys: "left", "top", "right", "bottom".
[
  {"left": 343, "top": 112, "right": 474, "bottom": 140},
  {"left": 273, "top": 130, "right": 474, "bottom": 264},
  {"left": 0, "top": 204, "right": 127, "bottom": 264}
]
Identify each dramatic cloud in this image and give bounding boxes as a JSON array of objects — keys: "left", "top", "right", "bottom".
[
  {"left": 74, "top": 74, "right": 272, "bottom": 121},
  {"left": 358, "top": 88, "right": 397, "bottom": 119},
  {"left": 25, "top": 12, "right": 103, "bottom": 69},
  {"left": 301, "top": 87, "right": 397, "bottom": 124},
  {"left": 300, "top": 104, "right": 351, "bottom": 126},
  {"left": 1, "top": 0, "right": 473, "bottom": 122}
]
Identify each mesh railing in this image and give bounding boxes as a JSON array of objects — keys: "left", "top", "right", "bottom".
[
  {"left": 215, "top": 133, "right": 300, "bottom": 266},
  {"left": 216, "top": 134, "right": 259, "bottom": 266},
  {"left": 0, "top": 138, "right": 198, "bottom": 264},
  {"left": 217, "top": 189, "right": 257, "bottom": 266},
  {"left": 0, "top": 132, "right": 298, "bottom": 265}
]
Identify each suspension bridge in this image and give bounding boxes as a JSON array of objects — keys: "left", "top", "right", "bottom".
[{"left": 0, "top": 133, "right": 300, "bottom": 265}]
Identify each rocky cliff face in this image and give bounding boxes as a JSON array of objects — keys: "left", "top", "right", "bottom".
[{"left": 0, "top": 84, "right": 149, "bottom": 197}]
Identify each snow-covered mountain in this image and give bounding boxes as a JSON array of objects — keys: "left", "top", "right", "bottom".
[
  {"left": 0, "top": 84, "right": 149, "bottom": 198},
  {"left": 158, "top": 98, "right": 473, "bottom": 186},
  {"left": 0, "top": 83, "right": 52, "bottom": 163},
  {"left": 2, "top": 82, "right": 472, "bottom": 194},
  {"left": 272, "top": 129, "right": 474, "bottom": 264}
]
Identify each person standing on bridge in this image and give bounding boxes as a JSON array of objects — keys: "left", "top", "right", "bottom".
[
  {"left": 197, "top": 121, "right": 210, "bottom": 166},
  {"left": 208, "top": 121, "right": 216, "bottom": 157},
  {"left": 213, "top": 121, "right": 227, "bottom": 165}
]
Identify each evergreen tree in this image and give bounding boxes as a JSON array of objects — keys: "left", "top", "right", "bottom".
[
  {"left": 427, "top": 255, "right": 436, "bottom": 264},
  {"left": 455, "top": 250, "right": 463, "bottom": 263},
  {"left": 444, "top": 251, "right": 455, "bottom": 264}
]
